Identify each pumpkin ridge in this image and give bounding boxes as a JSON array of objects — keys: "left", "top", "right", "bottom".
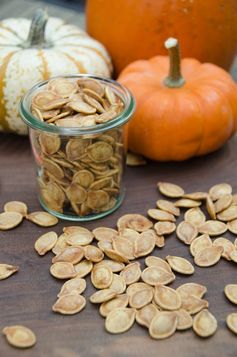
[
  {"left": 55, "top": 49, "right": 86, "bottom": 74},
  {"left": 38, "top": 49, "right": 50, "bottom": 80},
  {"left": 0, "top": 23, "right": 24, "bottom": 42},
  {"left": 0, "top": 51, "right": 17, "bottom": 131}
]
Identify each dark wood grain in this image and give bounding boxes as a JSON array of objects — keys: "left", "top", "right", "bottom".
[{"left": 1, "top": 133, "right": 237, "bottom": 357}]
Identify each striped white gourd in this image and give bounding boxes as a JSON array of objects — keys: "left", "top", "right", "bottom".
[{"left": 0, "top": 9, "right": 112, "bottom": 134}]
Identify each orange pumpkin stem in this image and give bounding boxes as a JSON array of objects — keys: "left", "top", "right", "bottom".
[
  {"left": 163, "top": 38, "right": 185, "bottom": 88},
  {"left": 23, "top": 9, "right": 49, "bottom": 49}
]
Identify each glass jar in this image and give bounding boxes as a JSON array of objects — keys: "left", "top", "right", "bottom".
[{"left": 19, "top": 75, "right": 135, "bottom": 221}]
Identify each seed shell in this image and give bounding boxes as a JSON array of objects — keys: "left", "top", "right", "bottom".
[
  {"left": 175, "top": 309, "right": 193, "bottom": 330},
  {"left": 176, "top": 283, "right": 207, "bottom": 299},
  {"left": 156, "top": 199, "right": 180, "bottom": 216},
  {"left": 193, "top": 309, "right": 217, "bottom": 337},
  {"left": 117, "top": 214, "right": 153, "bottom": 232},
  {"left": 34, "top": 231, "right": 58, "bottom": 256},
  {"left": 226, "top": 313, "right": 237, "bottom": 334},
  {"left": 92, "top": 227, "right": 118, "bottom": 241},
  {"left": 50, "top": 262, "right": 77, "bottom": 279},
  {"left": 209, "top": 183, "right": 232, "bottom": 201},
  {"left": 181, "top": 296, "right": 209, "bottom": 314},
  {"left": 198, "top": 220, "right": 227, "bottom": 236},
  {"left": 91, "top": 264, "right": 113, "bottom": 289},
  {"left": 190, "top": 234, "right": 212, "bottom": 257},
  {"left": 52, "top": 294, "right": 86, "bottom": 315},
  {"left": 175, "top": 199, "right": 201, "bottom": 208},
  {"left": 84, "top": 245, "right": 104, "bottom": 262},
  {"left": 126, "top": 282, "right": 153, "bottom": 297},
  {"left": 184, "top": 208, "right": 206, "bottom": 227},
  {"left": 176, "top": 221, "right": 198, "bottom": 245},
  {"left": 112, "top": 237, "right": 134, "bottom": 260},
  {"left": 224, "top": 284, "right": 237, "bottom": 304},
  {"left": 4, "top": 201, "right": 28, "bottom": 217},
  {"left": 74, "top": 260, "right": 93, "bottom": 277},
  {"left": 158, "top": 182, "right": 184, "bottom": 198},
  {"left": 99, "top": 294, "right": 129, "bottom": 317},
  {"left": 145, "top": 256, "right": 172, "bottom": 272},
  {"left": 217, "top": 205, "right": 237, "bottom": 221},
  {"left": 149, "top": 311, "right": 177, "bottom": 339},
  {"left": 147, "top": 209, "right": 175, "bottom": 222},
  {"left": 194, "top": 246, "right": 223, "bottom": 267},
  {"left": 26, "top": 211, "right": 58, "bottom": 227},
  {"left": 2, "top": 325, "right": 36, "bottom": 348},
  {"left": 134, "top": 230, "right": 156, "bottom": 257},
  {"left": 126, "top": 152, "right": 147, "bottom": 166},
  {"left": 120, "top": 262, "right": 141, "bottom": 285},
  {"left": 227, "top": 219, "right": 237, "bottom": 234},
  {"left": 96, "top": 260, "right": 125, "bottom": 273},
  {"left": 141, "top": 266, "right": 175, "bottom": 286},
  {"left": 206, "top": 195, "right": 216, "bottom": 220},
  {"left": 109, "top": 274, "right": 126, "bottom": 294},
  {"left": 129, "top": 288, "right": 154, "bottom": 309},
  {"left": 166, "top": 255, "right": 194, "bottom": 275},
  {"left": 213, "top": 237, "right": 235, "bottom": 260},
  {"left": 154, "top": 221, "right": 176, "bottom": 236},
  {"left": 90, "top": 289, "right": 117, "bottom": 304},
  {"left": 105, "top": 308, "right": 136, "bottom": 334},
  {"left": 0, "top": 212, "right": 23, "bottom": 230},
  {"left": 214, "top": 194, "right": 232, "bottom": 213},
  {"left": 136, "top": 303, "right": 159, "bottom": 328},
  {"left": 0, "top": 264, "right": 19, "bottom": 280},
  {"left": 154, "top": 285, "right": 182, "bottom": 311},
  {"left": 57, "top": 277, "right": 86, "bottom": 297}
]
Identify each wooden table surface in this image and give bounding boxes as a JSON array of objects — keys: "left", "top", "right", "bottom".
[
  {"left": 1, "top": 1, "right": 237, "bottom": 356},
  {"left": 1, "top": 133, "right": 237, "bottom": 357}
]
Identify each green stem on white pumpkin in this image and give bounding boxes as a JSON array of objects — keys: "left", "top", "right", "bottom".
[
  {"left": 163, "top": 38, "right": 185, "bottom": 88},
  {"left": 22, "top": 9, "right": 49, "bottom": 48}
]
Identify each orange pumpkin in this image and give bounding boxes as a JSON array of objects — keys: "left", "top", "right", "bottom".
[
  {"left": 118, "top": 38, "right": 237, "bottom": 161},
  {"left": 86, "top": 0, "right": 237, "bottom": 75}
]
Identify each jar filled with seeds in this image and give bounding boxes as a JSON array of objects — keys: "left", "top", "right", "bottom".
[{"left": 19, "top": 75, "right": 135, "bottom": 221}]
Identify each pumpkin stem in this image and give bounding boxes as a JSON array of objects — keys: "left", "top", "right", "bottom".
[
  {"left": 163, "top": 38, "right": 185, "bottom": 88},
  {"left": 22, "top": 9, "right": 50, "bottom": 48}
]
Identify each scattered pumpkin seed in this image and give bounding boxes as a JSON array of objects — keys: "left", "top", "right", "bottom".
[
  {"left": 176, "top": 283, "right": 207, "bottom": 299},
  {"left": 176, "top": 221, "right": 198, "bottom": 245},
  {"left": 105, "top": 308, "right": 136, "bottom": 334},
  {"left": 217, "top": 205, "right": 237, "bottom": 221},
  {"left": 126, "top": 152, "right": 147, "bottom": 166},
  {"left": 183, "top": 192, "right": 207, "bottom": 200},
  {"left": 126, "top": 282, "right": 153, "bottom": 297},
  {"left": 2, "top": 325, "right": 36, "bottom": 348},
  {"left": 90, "top": 289, "right": 116, "bottom": 304},
  {"left": 224, "top": 284, "right": 237, "bottom": 304},
  {"left": 214, "top": 194, "right": 232, "bottom": 213},
  {"left": 227, "top": 219, "right": 237, "bottom": 234},
  {"left": 147, "top": 209, "right": 175, "bottom": 222},
  {"left": 120, "top": 262, "right": 141, "bottom": 285},
  {"left": 52, "top": 294, "right": 86, "bottom": 315},
  {"left": 154, "top": 285, "right": 182, "bottom": 311},
  {"left": 0, "top": 264, "right": 19, "bottom": 280},
  {"left": 134, "top": 230, "right": 156, "bottom": 257},
  {"left": 209, "top": 183, "right": 232, "bottom": 201},
  {"left": 103, "top": 249, "right": 130, "bottom": 263},
  {"left": 156, "top": 199, "right": 180, "bottom": 216},
  {"left": 155, "top": 235, "right": 165, "bottom": 248},
  {"left": 109, "top": 274, "right": 126, "bottom": 294},
  {"left": 181, "top": 296, "right": 209, "bottom": 315},
  {"left": 193, "top": 309, "right": 217, "bottom": 337},
  {"left": 52, "top": 246, "right": 84, "bottom": 265},
  {"left": 91, "top": 264, "right": 113, "bottom": 289},
  {"left": 145, "top": 256, "right": 172, "bottom": 272},
  {"left": 158, "top": 182, "right": 184, "bottom": 198},
  {"left": 99, "top": 294, "right": 129, "bottom": 317},
  {"left": 135, "top": 303, "right": 159, "bottom": 328},
  {"left": 175, "top": 199, "right": 201, "bottom": 208},
  {"left": 184, "top": 207, "right": 206, "bottom": 227},
  {"left": 190, "top": 234, "right": 212, "bottom": 257},
  {"left": 166, "top": 255, "right": 194, "bottom": 275},
  {"left": 34, "top": 231, "right": 58, "bottom": 256},
  {"left": 226, "top": 313, "right": 237, "bottom": 334},
  {"left": 52, "top": 233, "right": 69, "bottom": 255},
  {"left": 112, "top": 237, "right": 134, "bottom": 260},
  {"left": 84, "top": 245, "right": 104, "bottom": 262},
  {"left": 206, "top": 195, "right": 216, "bottom": 219},
  {"left": 154, "top": 221, "right": 176, "bottom": 236},
  {"left": 92, "top": 227, "right": 118, "bottom": 241},
  {"left": 3, "top": 201, "right": 28, "bottom": 217},
  {"left": 0, "top": 212, "right": 23, "bottom": 230},
  {"left": 198, "top": 220, "right": 227, "bottom": 236},
  {"left": 194, "top": 246, "right": 223, "bottom": 267},
  {"left": 149, "top": 311, "right": 177, "bottom": 339},
  {"left": 141, "top": 266, "right": 175, "bottom": 286},
  {"left": 175, "top": 309, "right": 193, "bottom": 330},
  {"left": 57, "top": 277, "right": 86, "bottom": 297},
  {"left": 26, "top": 211, "right": 58, "bottom": 227},
  {"left": 213, "top": 237, "right": 235, "bottom": 260},
  {"left": 50, "top": 262, "right": 76, "bottom": 279},
  {"left": 74, "top": 259, "right": 93, "bottom": 278},
  {"left": 117, "top": 214, "right": 153, "bottom": 232},
  {"left": 96, "top": 260, "right": 125, "bottom": 273}
]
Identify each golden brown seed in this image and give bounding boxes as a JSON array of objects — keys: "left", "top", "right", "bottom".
[
  {"left": 149, "top": 311, "right": 177, "bottom": 339},
  {"left": 154, "top": 221, "right": 176, "bottom": 236},
  {"left": 158, "top": 182, "right": 184, "bottom": 198},
  {"left": 175, "top": 199, "right": 201, "bottom": 208},
  {"left": 0, "top": 264, "right": 19, "bottom": 280},
  {"left": 184, "top": 208, "right": 206, "bottom": 227},
  {"left": 183, "top": 192, "right": 208, "bottom": 200},
  {"left": 129, "top": 288, "right": 153, "bottom": 309},
  {"left": 52, "top": 234, "right": 69, "bottom": 255},
  {"left": 26, "top": 211, "right": 58, "bottom": 227},
  {"left": 34, "top": 231, "right": 58, "bottom": 256},
  {"left": 209, "top": 183, "right": 232, "bottom": 201},
  {"left": 91, "top": 264, "right": 113, "bottom": 289},
  {"left": 47, "top": 78, "right": 78, "bottom": 98},
  {"left": 181, "top": 296, "right": 209, "bottom": 314},
  {"left": 206, "top": 195, "right": 216, "bottom": 219},
  {"left": 120, "top": 262, "right": 141, "bottom": 285},
  {"left": 117, "top": 214, "right": 153, "bottom": 232},
  {"left": 74, "top": 259, "right": 93, "bottom": 278},
  {"left": 193, "top": 309, "right": 217, "bottom": 337},
  {"left": 145, "top": 256, "right": 172, "bottom": 272},
  {"left": 175, "top": 309, "right": 193, "bottom": 330},
  {"left": 190, "top": 234, "right": 212, "bottom": 257},
  {"left": 87, "top": 190, "right": 110, "bottom": 209},
  {"left": 65, "top": 228, "right": 94, "bottom": 246},
  {"left": 90, "top": 289, "right": 116, "bottom": 304},
  {"left": 141, "top": 266, "right": 175, "bottom": 286},
  {"left": 52, "top": 246, "right": 84, "bottom": 265},
  {"left": 112, "top": 237, "right": 134, "bottom": 260},
  {"left": 176, "top": 221, "right": 198, "bottom": 245},
  {"left": 50, "top": 262, "right": 76, "bottom": 279},
  {"left": 156, "top": 199, "right": 180, "bottom": 216},
  {"left": 32, "top": 90, "right": 59, "bottom": 109},
  {"left": 176, "top": 283, "right": 207, "bottom": 299},
  {"left": 126, "top": 152, "right": 147, "bottom": 166},
  {"left": 126, "top": 282, "right": 153, "bottom": 297},
  {"left": 213, "top": 237, "right": 235, "bottom": 260},
  {"left": 65, "top": 139, "right": 89, "bottom": 161},
  {"left": 103, "top": 249, "right": 130, "bottom": 263},
  {"left": 100, "top": 294, "right": 129, "bottom": 317},
  {"left": 134, "top": 230, "right": 156, "bottom": 257},
  {"left": 96, "top": 260, "right": 125, "bottom": 273},
  {"left": 217, "top": 205, "right": 237, "bottom": 221},
  {"left": 52, "top": 294, "right": 86, "bottom": 315},
  {"left": 194, "top": 246, "right": 223, "bottom": 267},
  {"left": 73, "top": 169, "right": 94, "bottom": 189},
  {"left": 97, "top": 238, "right": 113, "bottom": 252},
  {"left": 135, "top": 304, "right": 159, "bottom": 328},
  {"left": 87, "top": 142, "right": 113, "bottom": 162},
  {"left": 155, "top": 235, "right": 165, "bottom": 248},
  {"left": 57, "top": 277, "right": 86, "bottom": 297},
  {"left": 2, "top": 325, "right": 36, "bottom": 348},
  {"left": 227, "top": 219, "right": 237, "bottom": 234},
  {"left": 39, "top": 133, "right": 61, "bottom": 155},
  {"left": 42, "top": 158, "right": 64, "bottom": 178},
  {"left": 109, "top": 274, "right": 126, "bottom": 294},
  {"left": 166, "top": 255, "right": 194, "bottom": 275},
  {"left": 4, "top": 201, "right": 28, "bottom": 217},
  {"left": 154, "top": 285, "right": 182, "bottom": 310},
  {"left": 84, "top": 245, "right": 104, "bottom": 262},
  {"left": 147, "top": 209, "right": 175, "bottom": 222},
  {"left": 214, "top": 194, "right": 233, "bottom": 213},
  {"left": 119, "top": 228, "right": 139, "bottom": 244},
  {"left": 224, "top": 284, "right": 237, "bottom": 304},
  {"left": 198, "top": 220, "right": 227, "bottom": 236},
  {"left": 226, "top": 313, "right": 237, "bottom": 334},
  {"left": 105, "top": 308, "right": 136, "bottom": 334},
  {"left": 92, "top": 227, "right": 118, "bottom": 241},
  {"left": 0, "top": 212, "right": 23, "bottom": 230}
]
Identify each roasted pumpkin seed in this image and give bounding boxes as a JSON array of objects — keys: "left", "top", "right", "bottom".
[
  {"left": 149, "top": 311, "right": 177, "bottom": 339},
  {"left": 176, "top": 221, "right": 198, "bottom": 245},
  {"left": 141, "top": 266, "right": 175, "bottom": 286},
  {"left": 92, "top": 227, "right": 118, "bottom": 241},
  {"left": 84, "top": 245, "right": 104, "bottom": 262},
  {"left": 145, "top": 256, "right": 171, "bottom": 272},
  {"left": 126, "top": 282, "right": 153, "bottom": 297},
  {"left": 100, "top": 294, "right": 129, "bottom": 317},
  {"left": 50, "top": 262, "right": 76, "bottom": 279},
  {"left": 175, "top": 198, "right": 201, "bottom": 208},
  {"left": 147, "top": 209, "right": 175, "bottom": 222},
  {"left": 2, "top": 325, "right": 36, "bottom": 348},
  {"left": 175, "top": 309, "right": 193, "bottom": 330},
  {"left": 74, "top": 259, "right": 93, "bottom": 278},
  {"left": 0, "top": 264, "right": 19, "bottom": 280},
  {"left": 156, "top": 199, "right": 180, "bottom": 216},
  {"left": 129, "top": 288, "right": 154, "bottom": 309},
  {"left": 227, "top": 219, "right": 237, "bottom": 234},
  {"left": 0, "top": 212, "right": 23, "bottom": 230},
  {"left": 4, "top": 201, "right": 28, "bottom": 217},
  {"left": 226, "top": 313, "right": 237, "bottom": 334},
  {"left": 184, "top": 208, "right": 206, "bottom": 227},
  {"left": 57, "top": 277, "right": 86, "bottom": 297},
  {"left": 190, "top": 234, "right": 212, "bottom": 257},
  {"left": 206, "top": 195, "right": 216, "bottom": 220},
  {"left": 26, "top": 211, "right": 58, "bottom": 227},
  {"left": 117, "top": 214, "right": 153, "bottom": 232},
  {"left": 135, "top": 303, "right": 159, "bottom": 328},
  {"left": 34, "top": 231, "right": 58, "bottom": 256},
  {"left": 52, "top": 294, "right": 86, "bottom": 315},
  {"left": 109, "top": 274, "right": 126, "bottom": 294},
  {"left": 166, "top": 255, "right": 194, "bottom": 275},
  {"left": 154, "top": 285, "right": 182, "bottom": 310},
  {"left": 209, "top": 183, "right": 232, "bottom": 201},
  {"left": 105, "top": 308, "right": 136, "bottom": 334},
  {"left": 96, "top": 260, "right": 125, "bottom": 273},
  {"left": 134, "top": 230, "right": 156, "bottom": 257},
  {"left": 213, "top": 237, "right": 235, "bottom": 260},
  {"left": 112, "top": 237, "right": 134, "bottom": 260},
  {"left": 217, "top": 205, "right": 237, "bottom": 221},
  {"left": 90, "top": 289, "right": 116, "bottom": 304},
  {"left": 181, "top": 295, "right": 209, "bottom": 314},
  {"left": 154, "top": 221, "right": 176, "bottom": 236},
  {"left": 176, "top": 283, "right": 207, "bottom": 299},
  {"left": 91, "top": 264, "right": 113, "bottom": 289},
  {"left": 120, "top": 262, "right": 141, "bottom": 285},
  {"left": 158, "top": 182, "right": 184, "bottom": 198},
  {"left": 126, "top": 152, "right": 147, "bottom": 166},
  {"left": 193, "top": 309, "right": 217, "bottom": 337},
  {"left": 194, "top": 246, "right": 223, "bottom": 267},
  {"left": 198, "top": 220, "right": 227, "bottom": 236},
  {"left": 224, "top": 284, "right": 237, "bottom": 304},
  {"left": 214, "top": 194, "right": 232, "bottom": 213},
  {"left": 52, "top": 246, "right": 84, "bottom": 265}
]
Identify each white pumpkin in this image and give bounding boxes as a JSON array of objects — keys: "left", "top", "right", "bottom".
[{"left": 0, "top": 9, "right": 112, "bottom": 134}]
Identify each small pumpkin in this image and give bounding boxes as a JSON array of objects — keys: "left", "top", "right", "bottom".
[
  {"left": 0, "top": 9, "right": 112, "bottom": 135},
  {"left": 118, "top": 38, "right": 237, "bottom": 161},
  {"left": 86, "top": 0, "right": 237, "bottom": 75}
]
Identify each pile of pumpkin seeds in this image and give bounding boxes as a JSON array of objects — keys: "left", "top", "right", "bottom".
[
  {"left": 30, "top": 77, "right": 125, "bottom": 217},
  {"left": 3, "top": 181, "right": 237, "bottom": 349}
]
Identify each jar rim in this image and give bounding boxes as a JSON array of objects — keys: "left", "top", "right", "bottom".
[{"left": 19, "top": 74, "right": 135, "bottom": 136}]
